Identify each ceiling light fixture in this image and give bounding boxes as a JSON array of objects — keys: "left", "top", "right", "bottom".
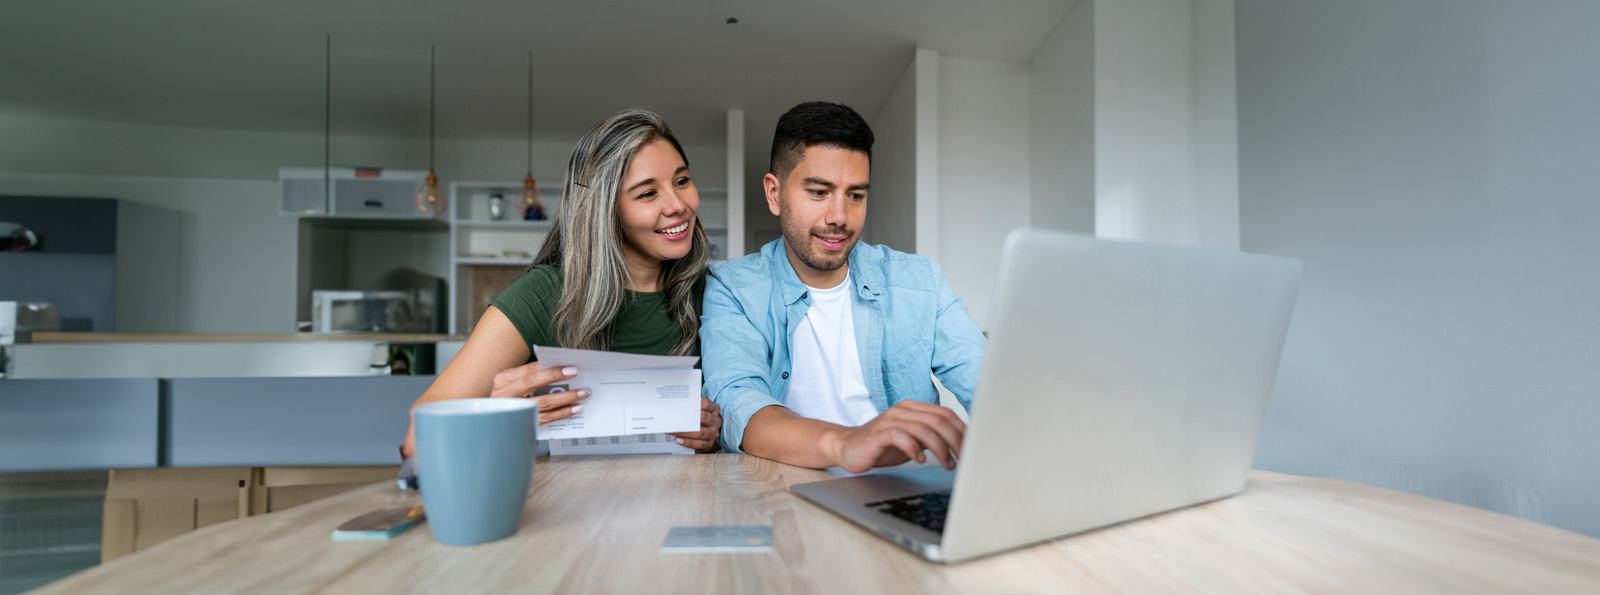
[{"left": 416, "top": 46, "right": 445, "bottom": 217}]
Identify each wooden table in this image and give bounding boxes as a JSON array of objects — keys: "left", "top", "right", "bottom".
[{"left": 39, "top": 455, "right": 1600, "bottom": 593}]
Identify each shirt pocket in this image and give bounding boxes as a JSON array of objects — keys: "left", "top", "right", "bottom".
[{"left": 883, "top": 339, "right": 934, "bottom": 402}]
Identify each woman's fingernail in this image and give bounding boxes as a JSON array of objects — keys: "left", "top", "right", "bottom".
[
  {"left": 562, "top": 367, "right": 578, "bottom": 376},
  {"left": 576, "top": 389, "right": 591, "bottom": 398},
  {"left": 570, "top": 404, "right": 583, "bottom": 414},
  {"left": 675, "top": 438, "right": 685, "bottom": 445}
]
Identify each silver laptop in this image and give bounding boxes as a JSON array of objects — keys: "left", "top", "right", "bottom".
[{"left": 791, "top": 229, "right": 1303, "bottom": 563}]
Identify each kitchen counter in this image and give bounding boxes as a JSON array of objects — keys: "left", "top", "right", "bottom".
[
  {"left": 2, "top": 334, "right": 459, "bottom": 472},
  {"left": 30, "top": 332, "right": 465, "bottom": 343},
  {"left": 1, "top": 375, "right": 432, "bottom": 471}
]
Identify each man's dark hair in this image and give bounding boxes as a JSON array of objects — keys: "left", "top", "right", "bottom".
[{"left": 768, "top": 101, "right": 874, "bottom": 181}]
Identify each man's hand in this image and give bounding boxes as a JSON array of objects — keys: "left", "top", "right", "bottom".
[
  {"left": 825, "top": 401, "right": 966, "bottom": 474},
  {"left": 669, "top": 397, "right": 723, "bottom": 453}
]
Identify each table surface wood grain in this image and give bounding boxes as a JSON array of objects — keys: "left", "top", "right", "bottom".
[{"left": 38, "top": 455, "right": 1600, "bottom": 594}]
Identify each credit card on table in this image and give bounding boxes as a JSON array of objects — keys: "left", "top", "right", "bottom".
[{"left": 659, "top": 525, "right": 773, "bottom": 553}]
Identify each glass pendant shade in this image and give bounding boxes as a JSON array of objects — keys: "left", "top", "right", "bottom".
[
  {"left": 522, "top": 173, "right": 545, "bottom": 220},
  {"left": 417, "top": 171, "right": 445, "bottom": 216}
]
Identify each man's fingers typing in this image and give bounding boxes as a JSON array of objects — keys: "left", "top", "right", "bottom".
[{"left": 896, "top": 409, "right": 964, "bottom": 457}]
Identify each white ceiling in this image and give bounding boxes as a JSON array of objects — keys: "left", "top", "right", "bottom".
[{"left": 1, "top": 0, "right": 1074, "bottom": 149}]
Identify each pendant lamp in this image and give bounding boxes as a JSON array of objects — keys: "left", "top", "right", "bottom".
[
  {"left": 522, "top": 51, "right": 546, "bottom": 220},
  {"left": 416, "top": 46, "right": 446, "bottom": 216}
]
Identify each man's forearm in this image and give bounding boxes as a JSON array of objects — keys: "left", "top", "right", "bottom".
[{"left": 739, "top": 405, "right": 848, "bottom": 469}]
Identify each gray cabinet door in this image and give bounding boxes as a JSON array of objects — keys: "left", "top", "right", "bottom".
[
  {"left": 0, "top": 379, "right": 159, "bottom": 471},
  {"left": 167, "top": 376, "right": 433, "bottom": 467},
  {"left": 331, "top": 178, "right": 426, "bottom": 218}
]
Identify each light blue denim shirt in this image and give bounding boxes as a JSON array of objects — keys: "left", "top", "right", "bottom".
[{"left": 700, "top": 238, "right": 987, "bottom": 453}]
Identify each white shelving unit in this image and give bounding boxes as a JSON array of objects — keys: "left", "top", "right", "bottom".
[{"left": 447, "top": 181, "right": 562, "bottom": 334}]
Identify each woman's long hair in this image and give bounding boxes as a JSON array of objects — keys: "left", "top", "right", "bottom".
[{"left": 530, "top": 109, "right": 708, "bottom": 356}]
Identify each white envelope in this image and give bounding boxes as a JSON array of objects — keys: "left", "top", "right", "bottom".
[{"left": 532, "top": 346, "right": 702, "bottom": 442}]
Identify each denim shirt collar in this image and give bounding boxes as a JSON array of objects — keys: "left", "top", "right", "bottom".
[{"left": 768, "top": 238, "right": 885, "bottom": 305}]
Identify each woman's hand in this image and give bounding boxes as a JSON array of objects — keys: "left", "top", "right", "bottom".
[
  {"left": 669, "top": 397, "right": 723, "bottom": 453},
  {"left": 490, "top": 361, "right": 592, "bottom": 424}
]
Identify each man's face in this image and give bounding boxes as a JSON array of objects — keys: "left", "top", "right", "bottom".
[{"left": 764, "top": 145, "right": 869, "bottom": 285}]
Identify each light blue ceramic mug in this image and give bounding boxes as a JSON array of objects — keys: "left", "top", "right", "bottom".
[{"left": 414, "top": 398, "right": 538, "bottom": 546}]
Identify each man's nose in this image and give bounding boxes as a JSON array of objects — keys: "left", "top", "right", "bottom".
[{"left": 823, "top": 195, "right": 848, "bottom": 227}]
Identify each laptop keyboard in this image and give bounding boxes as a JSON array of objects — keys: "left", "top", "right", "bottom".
[{"left": 864, "top": 489, "right": 952, "bottom": 533}]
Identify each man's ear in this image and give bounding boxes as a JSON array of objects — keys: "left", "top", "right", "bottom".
[{"left": 764, "top": 173, "right": 783, "bottom": 217}]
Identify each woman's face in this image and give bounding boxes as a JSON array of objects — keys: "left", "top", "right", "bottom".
[{"left": 616, "top": 139, "right": 699, "bottom": 268}]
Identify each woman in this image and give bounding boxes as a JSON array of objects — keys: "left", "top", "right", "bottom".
[{"left": 401, "top": 109, "right": 721, "bottom": 457}]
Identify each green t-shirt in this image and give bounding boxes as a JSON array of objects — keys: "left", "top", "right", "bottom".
[{"left": 488, "top": 265, "right": 705, "bottom": 361}]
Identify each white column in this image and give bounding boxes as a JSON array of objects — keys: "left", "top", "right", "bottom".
[
  {"left": 1093, "top": 0, "right": 1238, "bottom": 250},
  {"left": 725, "top": 108, "right": 745, "bottom": 257},
  {"left": 913, "top": 47, "right": 940, "bottom": 259}
]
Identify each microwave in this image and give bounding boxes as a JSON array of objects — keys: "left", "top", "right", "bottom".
[{"left": 311, "top": 290, "right": 429, "bottom": 333}]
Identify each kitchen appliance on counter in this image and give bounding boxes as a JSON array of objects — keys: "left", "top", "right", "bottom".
[
  {"left": 312, "top": 291, "right": 420, "bottom": 333},
  {"left": 1, "top": 301, "right": 61, "bottom": 345}
]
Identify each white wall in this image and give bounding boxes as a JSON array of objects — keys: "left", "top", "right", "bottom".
[
  {"left": 0, "top": 172, "right": 292, "bottom": 333},
  {"left": 0, "top": 113, "right": 724, "bottom": 332},
  {"left": 1028, "top": 0, "right": 1096, "bottom": 234},
  {"left": 936, "top": 56, "right": 1032, "bottom": 330},
  {"left": 866, "top": 57, "right": 919, "bottom": 253},
  {"left": 1239, "top": 0, "right": 1600, "bottom": 538}
]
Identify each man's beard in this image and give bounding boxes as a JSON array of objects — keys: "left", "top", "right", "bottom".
[{"left": 782, "top": 222, "right": 856, "bottom": 273}]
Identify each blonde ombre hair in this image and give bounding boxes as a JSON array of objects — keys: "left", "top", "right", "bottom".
[{"left": 530, "top": 109, "right": 708, "bottom": 355}]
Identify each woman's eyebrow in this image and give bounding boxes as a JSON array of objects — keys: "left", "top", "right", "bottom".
[{"left": 628, "top": 167, "right": 688, "bottom": 192}]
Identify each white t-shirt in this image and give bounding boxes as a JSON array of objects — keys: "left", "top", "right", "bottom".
[{"left": 783, "top": 274, "right": 880, "bottom": 428}]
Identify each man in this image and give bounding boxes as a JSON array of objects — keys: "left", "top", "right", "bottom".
[{"left": 700, "top": 102, "right": 986, "bottom": 473}]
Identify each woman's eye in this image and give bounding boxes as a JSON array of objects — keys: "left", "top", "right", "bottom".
[
  {"left": 638, "top": 190, "right": 656, "bottom": 200},
  {"left": 676, "top": 177, "right": 691, "bottom": 187}
]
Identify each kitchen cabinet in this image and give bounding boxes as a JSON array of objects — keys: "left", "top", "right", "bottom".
[{"left": 0, "top": 379, "right": 160, "bottom": 471}]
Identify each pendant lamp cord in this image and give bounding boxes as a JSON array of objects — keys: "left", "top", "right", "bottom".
[
  {"left": 324, "top": 34, "right": 331, "bottom": 205},
  {"left": 429, "top": 46, "right": 436, "bottom": 171},
  {"left": 527, "top": 50, "right": 533, "bottom": 174}
]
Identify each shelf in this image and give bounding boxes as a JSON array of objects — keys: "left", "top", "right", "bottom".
[
  {"left": 455, "top": 219, "right": 554, "bottom": 230},
  {"left": 296, "top": 216, "right": 449, "bottom": 232},
  {"left": 452, "top": 180, "right": 562, "bottom": 192},
  {"left": 454, "top": 257, "right": 532, "bottom": 266}
]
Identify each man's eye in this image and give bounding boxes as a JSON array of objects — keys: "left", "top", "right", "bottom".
[
  {"left": 809, "top": 189, "right": 827, "bottom": 197},
  {"left": 850, "top": 193, "right": 866, "bottom": 201}
]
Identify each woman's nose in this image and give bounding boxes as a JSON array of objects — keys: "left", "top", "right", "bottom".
[{"left": 662, "top": 188, "right": 688, "bottom": 216}]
